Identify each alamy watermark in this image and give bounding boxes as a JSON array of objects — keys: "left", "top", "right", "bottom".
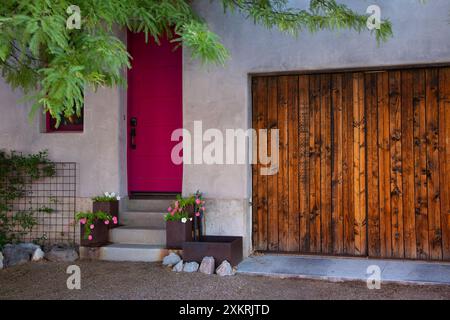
[{"left": 171, "top": 121, "right": 279, "bottom": 176}]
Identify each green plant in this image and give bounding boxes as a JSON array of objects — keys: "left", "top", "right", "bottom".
[
  {"left": 75, "top": 211, "right": 115, "bottom": 240},
  {"left": 0, "top": 150, "right": 56, "bottom": 249},
  {"left": 92, "top": 192, "right": 120, "bottom": 202},
  {"left": 164, "top": 194, "right": 195, "bottom": 223},
  {"left": 164, "top": 192, "right": 206, "bottom": 223},
  {"left": 0, "top": 1, "right": 393, "bottom": 126}
]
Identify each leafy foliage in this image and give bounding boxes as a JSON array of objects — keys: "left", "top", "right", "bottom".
[
  {"left": 164, "top": 191, "right": 206, "bottom": 222},
  {"left": 75, "top": 210, "right": 113, "bottom": 240},
  {"left": 92, "top": 192, "right": 120, "bottom": 202},
  {"left": 0, "top": 150, "right": 56, "bottom": 248},
  {"left": 0, "top": 0, "right": 393, "bottom": 125}
]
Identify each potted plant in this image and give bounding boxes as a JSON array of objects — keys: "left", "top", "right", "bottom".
[
  {"left": 164, "top": 195, "right": 196, "bottom": 249},
  {"left": 76, "top": 211, "right": 117, "bottom": 247},
  {"left": 92, "top": 192, "right": 120, "bottom": 228}
]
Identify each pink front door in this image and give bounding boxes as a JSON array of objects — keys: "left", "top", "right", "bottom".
[{"left": 127, "top": 32, "right": 182, "bottom": 193}]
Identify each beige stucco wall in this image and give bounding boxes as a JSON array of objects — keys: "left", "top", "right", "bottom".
[{"left": 184, "top": 0, "right": 450, "bottom": 256}]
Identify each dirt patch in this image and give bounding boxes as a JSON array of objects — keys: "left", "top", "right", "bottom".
[{"left": 0, "top": 260, "right": 449, "bottom": 300}]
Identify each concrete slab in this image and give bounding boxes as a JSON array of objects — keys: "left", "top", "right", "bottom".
[{"left": 237, "top": 255, "right": 450, "bottom": 285}]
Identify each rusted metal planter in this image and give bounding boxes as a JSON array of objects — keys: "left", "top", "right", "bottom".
[
  {"left": 182, "top": 236, "right": 243, "bottom": 267},
  {"left": 93, "top": 201, "right": 119, "bottom": 228},
  {"left": 166, "top": 220, "right": 193, "bottom": 249},
  {"left": 80, "top": 220, "right": 109, "bottom": 247}
]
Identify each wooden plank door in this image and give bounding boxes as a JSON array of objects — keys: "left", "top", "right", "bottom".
[{"left": 252, "top": 66, "right": 450, "bottom": 261}]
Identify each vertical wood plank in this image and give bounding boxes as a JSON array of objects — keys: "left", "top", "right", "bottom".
[
  {"left": 277, "top": 76, "right": 290, "bottom": 252},
  {"left": 320, "top": 74, "right": 333, "bottom": 253},
  {"left": 309, "top": 74, "right": 322, "bottom": 253},
  {"left": 299, "top": 75, "right": 310, "bottom": 252},
  {"left": 251, "top": 78, "right": 259, "bottom": 250},
  {"left": 287, "top": 76, "right": 300, "bottom": 252},
  {"left": 267, "top": 77, "right": 279, "bottom": 251},
  {"left": 402, "top": 70, "right": 417, "bottom": 259},
  {"left": 343, "top": 73, "right": 355, "bottom": 254},
  {"left": 426, "top": 68, "right": 443, "bottom": 260},
  {"left": 253, "top": 77, "right": 269, "bottom": 250},
  {"left": 377, "top": 72, "right": 393, "bottom": 258},
  {"left": 332, "top": 74, "right": 344, "bottom": 255},
  {"left": 366, "top": 73, "right": 381, "bottom": 257},
  {"left": 389, "top": 71, "right": 405, "bottom": 258},
  {"left": 439, "top": 68, "right": 450, "bottom": 260},
  {"left": 355, "top": 72, "right": 367, "bottom": 256},
  {"left": 413, "top": 69, "right": 429, "bottom": 259}
]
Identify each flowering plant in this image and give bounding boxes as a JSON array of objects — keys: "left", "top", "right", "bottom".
[
  {"left": 164, "top": 192, "right": 206, "bottom": 223},
  {"left": 92, "top": 192, "right": 120, "bottom": 202},
  {"left": 75, "top": 211, "right": 117, "bottom": 241}
]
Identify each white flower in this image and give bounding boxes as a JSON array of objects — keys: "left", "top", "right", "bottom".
[
  {"left": 116, "top": 196, "right": 121, "bottom": 201},
  {"left": 181, "top": 217, "right": 187, "bottom": 224},
  {"left": 189, "top": 218, "right": 193, "bottom": 221},
  {"left": 104, "top": 192, "right": 110, "bottom": 197},
  {"left": 111, "top": 192, "right": 116, "bottom": 198}
]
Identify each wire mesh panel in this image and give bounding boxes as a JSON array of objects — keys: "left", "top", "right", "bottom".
[{"left": 7, "top": 162, "right": 77, "bottom": 245}]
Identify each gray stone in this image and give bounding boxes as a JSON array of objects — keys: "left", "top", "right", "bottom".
[
  {"left": 162, "top": 252, "right": 181, "bottom": 266},
  {"left": 2, "top": 244, "right": 30, "bottom": 267},
  {"left": 216, "top": 260, "right": 234, "bottom": 276},
  {"left": 172, "top": 260, "right": 184, "bottom": 272},
  {"left": 199, "top": 256, "right": 215, "bottom": 275},
  {"left": 45, "top": 246, "right": 79, "bottom": 262},
  {"left": 31, "top": 248, "right": 45, "bottom": 262},
  {"left": 183, "top": 261, "right": 199, "bottom": 273},
  {"left": 0, "top": 252, "right": 3, "bottom": 269}
]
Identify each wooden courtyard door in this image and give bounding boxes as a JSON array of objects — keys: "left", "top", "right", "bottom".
[{"left": 252, "top": 67, "right": 450, "bottom": 261}]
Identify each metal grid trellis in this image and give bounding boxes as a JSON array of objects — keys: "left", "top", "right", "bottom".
[{"left": 6, "top": 162, "right": 77, "bottom": 245}]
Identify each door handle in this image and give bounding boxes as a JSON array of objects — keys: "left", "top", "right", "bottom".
[{"left": 130, "top": 117, "right": 137, "bottom": 150}]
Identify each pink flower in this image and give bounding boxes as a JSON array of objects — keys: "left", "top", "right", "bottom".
[
  {"left": 90, "top": 224, "right": 95, "bottom": 230},
  {"left": 104, "top": 220, "right": 110, "bottom": 225},
  {"left": 201, "top": 207, "right": 206, "bottom": 211},
  {"left": 88, "top": 235, "right": 93, "bottom": 241},
  {"left": 80, "top": 218, "right": 87, "bottom": 225},
  {"left": 112, "top": 217, "right": 118, "bottom": 224},
  {"left": 167, "top": 206, "right": 172, "bottom": 212},
  {"left": 195, "top": 199, "right": 201, "bottom": 205},
  {"left": 195, "top": 212, "right": 201, "bottom": 217},
  {"left": 171, "top": 209, "right": 176, "bottom": 216},
  {"left": 175, "top": 201, "right": 179, "bottom": 208}
]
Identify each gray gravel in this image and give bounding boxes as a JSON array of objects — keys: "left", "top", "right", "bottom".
[{"left": 0, "top": 260, "right": 449, "bottom": 300}]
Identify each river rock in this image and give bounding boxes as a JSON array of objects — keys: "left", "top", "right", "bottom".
[
  {"left": 183, "top": 261, "right": 199, "bottom": 273},
  {"left": 162, "top": 252, "right": 181, "bottom": 266},
  {"left": 216, "top": 260, "right": 234, "bottom": 276},
  {"left": 2, "top": 244, "right": 30, "bottom": 267},
  {"left": 199, "top": 256, "right": 215, "bottom": 275},
  {"left": 172, "top": 260, "right": 184, "bottom": 272},
  {"left": 45, "top": 246, "right": 79, "bottom": 262}
]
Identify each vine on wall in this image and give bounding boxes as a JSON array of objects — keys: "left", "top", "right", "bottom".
[{"left": 0, "top": 150, "right": 55, "bottom": 248}]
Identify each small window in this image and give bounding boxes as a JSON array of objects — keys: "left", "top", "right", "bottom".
[{"left": 46, "top": 109, "right": 84, "bottom": 132}]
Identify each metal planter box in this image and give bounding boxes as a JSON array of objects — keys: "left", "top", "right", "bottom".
[
  {"left": 166, "top": 220, "right": 193, "bottom": 249},
  {"left": 182, "top": 236, "right": 243, "bottom": 267}
]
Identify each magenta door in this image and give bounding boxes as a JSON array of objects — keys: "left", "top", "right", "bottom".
[{"left": 127, "top": 32, "right": 182, "bottom": 193}]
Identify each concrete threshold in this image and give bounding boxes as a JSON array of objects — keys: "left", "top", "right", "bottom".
[{"left": 236, "top": 254, "right": 450, "bottom": 286}]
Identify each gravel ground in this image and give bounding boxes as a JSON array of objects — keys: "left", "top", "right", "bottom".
[{"left": 0, "top": 260, "right": 449, "bottom": 300}]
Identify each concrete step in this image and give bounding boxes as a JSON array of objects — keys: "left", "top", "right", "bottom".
[
  {"left": 127, "top": 199, "right": 174, "bottom": 212},
  {"left": 120, "top": 211, "right": 166, "bottom": 228},
  {"left": 80, "top": 244, "right": 173, "bottom": 262},
  {"left": 109, "top": 226, "right": 166, "bottom": 245}
]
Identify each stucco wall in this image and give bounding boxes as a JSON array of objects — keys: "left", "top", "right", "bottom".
[{"left": 183, "top": 0, "right": 450, "bottom": 256}]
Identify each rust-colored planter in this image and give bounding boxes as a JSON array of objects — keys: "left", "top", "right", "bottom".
[
  {"left": 182, "top": 236, "right": 243, "bottom": 267},
  {"left": 93, "top": 201, "right": 119, "bottom": 228},
  {"left": 166, "top": 220, "right": 193, "bottom": 249},
  {"left": 80, "top": 220, "right": 109, "bottom": 247}
]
